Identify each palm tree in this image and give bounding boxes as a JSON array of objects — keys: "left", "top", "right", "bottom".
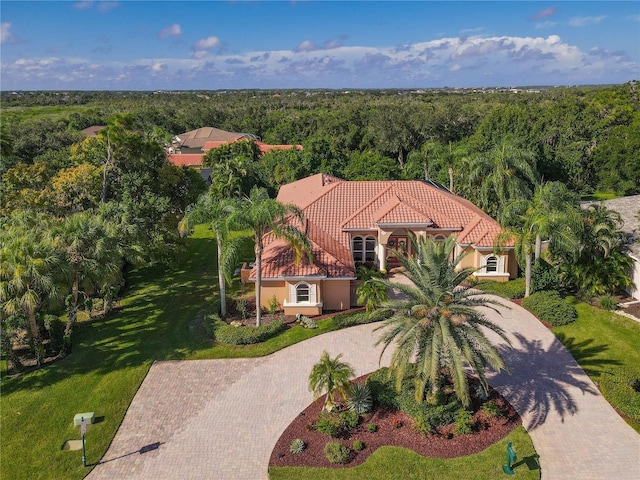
[
  {"left": 498, "top": 182, "right": 582, "bottom": 297},
  {"left": 375, "top": 235, "right": 510, "bottom": 407},
  {"left": 179, "top": 193, "right": 239, "bottom": 317},
  {"left": 308, "top": 350, "right": 356, "bottom": 411},
  {"left": 356, "top": 265, "right": 389, "bottom": 312},
  {"left": 468, "top": 135, "right": 539, "bottom": 218},
  {"left": 0, "top": 231, "right": 65, "bottom": 367},
  {"left": 48, "top": 211, "right": 121, "bottom": 353},
  {"left": 229, "top": 187, "right": 312, "bottom": 326}
]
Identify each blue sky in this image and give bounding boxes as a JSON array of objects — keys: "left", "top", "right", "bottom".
[{"left": 1, "top": 1, "right": 639, "bottom": 90}]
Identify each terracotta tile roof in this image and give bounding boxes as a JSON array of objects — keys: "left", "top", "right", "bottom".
[
  {"left": 81, "top": 125, "right": 106, "bottom": 137},
  {"left": 201, "top": 139, "right": 303, "bottom": 155},
  {"left": 173, "top": 127, "right": 249, "bottom": 150},
  {"left": 167, "top": 153, "right": 204, "bottom": 167},
  {"left": 257, "top": 176, "right": 510, "bottom": 279}
]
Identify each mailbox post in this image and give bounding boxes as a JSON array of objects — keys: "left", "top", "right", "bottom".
[
  {"left": 81, "top": 417, "right": 87, "bottom": 467},
  {"left": 503, "top": 439, "right": 517, "bottom": 475}
]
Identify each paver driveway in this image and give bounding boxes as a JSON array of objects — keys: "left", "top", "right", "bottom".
[{"left": 87, "top": 296, "right": 639, "bottom": 480}]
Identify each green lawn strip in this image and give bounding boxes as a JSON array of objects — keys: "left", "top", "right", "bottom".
[
  {"left": 552, "top": 302, "right": 640, "bottom": 432},
  {"left": 269, "top": 426, "right": 539, "bottom": 480}
]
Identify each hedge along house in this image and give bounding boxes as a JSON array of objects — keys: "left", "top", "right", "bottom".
[{"left": 249, "top": 174, "right": 517, "bottom": 316}]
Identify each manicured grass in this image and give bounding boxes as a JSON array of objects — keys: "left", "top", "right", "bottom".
[
  {"left": 580, "top": 191, "right": 618, "bottom": 201},
  {"left": 552, "top": 301, "right": 640, "bottom": 432},
  {"left": 0, "top": 225, "right": 336, "bottom": 480},
  {"left": 269, "top": 426, "right": 539, "bottom": 480}
]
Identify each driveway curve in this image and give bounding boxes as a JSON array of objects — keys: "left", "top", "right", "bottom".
[{"left": 87, "top": 296, "right": 639, "bottom": 480}]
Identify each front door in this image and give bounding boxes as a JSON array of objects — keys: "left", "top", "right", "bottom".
[{"left": 386, "top": 235, "right": 408, "bottom": 268}]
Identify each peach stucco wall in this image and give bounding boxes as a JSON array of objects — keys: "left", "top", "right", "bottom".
[
  {"left": 260, "top": 280, "right": 286, "bottom": 309},
  {"left": 322, "top": 280, "right": 351, "bottom": 311}
]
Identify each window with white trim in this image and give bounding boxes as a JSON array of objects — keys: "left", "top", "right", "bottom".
[
  {"left": 485, "top": 255, "right": 498, "bottom": 273},
  {"left": 289, "top": 282, "right": 317, "bottom": 304},
  {"left": 434, "top": 235, "right": 446, "bottom": 242},
  {"left": 352, "top": 235, "right": 377, "bottom": 263}
]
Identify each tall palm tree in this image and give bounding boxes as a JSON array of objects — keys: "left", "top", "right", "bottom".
[
  {"left": 48, "top": 211, "right": 121, "bottom": 353},
  {"left": 179, "top": 193, "right": 239, "bottom": 317},
  {"left": 498, "top": 182, "right": 582, "bottom": 297},
  {"left": 308, "top": 350, "right": 356, "bottom": 411},
  {"left": 229, "top": 187, "right": 312, "bottom": 326},
  {"left": 375, "top": 235, "right": 510, "bottom": 407},
  {"left": 0, "top": 232, "right": 65, "bottom": 367},
  {"left": 468, "top": 135, "right": 539, "bottom": 218}
]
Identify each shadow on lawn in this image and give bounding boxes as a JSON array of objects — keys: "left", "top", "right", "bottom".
[
  {"left": 492, "top": 332, "right": 601, "bottom": 430},
  {"left": 2, "top": 236, "right": 221, "bottom": 394}
]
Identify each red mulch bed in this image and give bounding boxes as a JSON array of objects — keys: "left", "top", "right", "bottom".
[{"left": 269, "top": 378, "right": 521, "bottom": 469}]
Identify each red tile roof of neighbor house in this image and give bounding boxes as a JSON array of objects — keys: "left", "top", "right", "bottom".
[
  {"left": 201, "top": 139, "right": 303, "bottom": 154},
  {"left": 166, "top": 153, "right": 204, "bottom": 167},
  {"left": 257, "top": 174, "right": 511, "bottom": 279}
]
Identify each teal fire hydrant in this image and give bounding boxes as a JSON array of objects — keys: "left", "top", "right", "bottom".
[{"left": 503, "top": 439, "right": 517, "bottom": 475}]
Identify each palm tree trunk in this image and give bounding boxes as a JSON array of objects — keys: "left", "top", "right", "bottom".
[
  {"left": 217, "top": 236, "right": 227, "bottom": 317},
  {"left": 101, "top": 132, "right": 113, "bottom": 203},
  {"left": 525, "top": 252, "right": 532, "bottom": 297},
  {"left": 63, "top": 276, "right": 79, "bottom": 354},
  {"left": 0, "top": 318, "right": 23, "bottom": 372},
  {"left": 535, "top": 234, "right": 542, "bottom": 262},
  {"left": 27, "top": 308, "right": 42, "bottom": 368},
  {"left": 255, "top": 239, "right": 263, "bottom": 327}
]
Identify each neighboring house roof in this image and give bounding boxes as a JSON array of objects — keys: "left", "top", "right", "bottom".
[
  {"left": 81, "top": 125, "right": 106, "bottom": 137},
  {"left": 257, "top": 174, "right": 510, "bottom": 279},
  {"left": 201, "top": 139, "right": 303, "bottom": 154},
  {"left": 173, "top": 127, "right": 250, "bottom": 150},
  {"left": 167, "top": 153, "right": 205, "bottom": 167},
  {"left": 595, "top": 195, "right": 640, "bottom": 258}
]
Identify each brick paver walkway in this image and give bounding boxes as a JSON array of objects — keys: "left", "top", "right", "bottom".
[{"left": 87, "top": 296, "right": 639, "bottom": 480}]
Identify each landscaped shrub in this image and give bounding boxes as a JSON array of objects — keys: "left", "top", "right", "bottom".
[
  {"left": 333, "top": 308, "right": 393, "bottom": 328},
  {"left": 365, "top": 367, "right": 400, "bottom": 409},
  {"left": 531, "top": 259, "right": 562, "bottom": 293},
  {"left": 295, "top": 313, "right": 317, "bottom": 329},
  {"left": 347, "top": 383, "right": 373, "bottom": 414},
  {"left": 599, "top": 295, "right": 617, "bottom": 311},
  {"left": 366, "top": 423, "right": 377, "bottom": 433},
  {"left": 476, "top": 278, "right": 526, "bottom": 299},
  {"left": 268, "top": 295, "right": 279, "bottom": 315},
  {"left": 454, "top": 408, "right": 473, "bottom": 435},
  {"left": 413, "top": 412, "right": 435, "bottom": 435},
  {"left": 214, "top": 320, "right": 285, "bottom": 345},
  {"left": 352, "top": 439, "right": 364, "bottom": 451},
  {"left": 324, "top": 442, "right": 350, "bottom": 464},
  {"left": 315, "top": 412, "right": 343, "bottom": 437},
  {"left": 482, "top": 400, "right": 502, "bottom": 418},
  {"left": 599, "top": 368, "right": 640, "bottom": 421},
  {"left": 43, "top": 315, "right": 64, "bottom": 353},
  {"left": 339, "top": 409, "right": 360, "bottom": 429},
  {"left": 289, "top": 438, "right": 306, "bottom": 454},
  {"left": 521, "top": 291, "right": 577, "bottom": 326}
]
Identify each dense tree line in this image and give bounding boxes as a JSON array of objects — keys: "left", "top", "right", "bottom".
[{"left": 1, "top": 84, "right": 637, "bottom": 369}]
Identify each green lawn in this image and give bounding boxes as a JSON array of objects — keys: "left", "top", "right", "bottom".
[
  {"left": 269, "top": 426, "right": 539, "bottom": 480},
  {"left": 0, "top": 225, "right": 536, "bottom": 479},
  {"left": 553, "top": 301, "right": 640, "bottom": 432}
]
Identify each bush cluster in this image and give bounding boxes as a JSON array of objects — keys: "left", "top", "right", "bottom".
[
  {"left": 476, "top": 278, "right": 526, "bottom": 299},
  {"left": 599, "top": 368, "right": 640, "bottom": 421},
  {"left": 315, "top": 410, "right": 360, "bottom": 437},
  {"left": 333, "top": 308, "right": 393, "bottom": 328},
  {"left": 289, "top": 438, "right": 306, "bottom": 454},
  {"left": 43, "top": 315, "right": 64, "bottom": 353},
  {"left": 214, "top": 320, "right": 285, "bottom": 345},
  {"left": 352, "top": 439, "right": 364, "bottom": 451},
  {"left": 324, "top": 442, "right": 350, "bottom": 464},
  {"left": 521, "top": 291, "right": 577, "bottom": 326},
  {"left": 454, "top": 408, "right": 473, "bottom": 435},
  {"left": 531, "top": 259, "right": 562, "bottom": 293}
]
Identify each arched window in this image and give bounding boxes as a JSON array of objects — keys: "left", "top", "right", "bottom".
[
  {"left": 434, "top": 235, "right": 446, "bottom": 242},
  {"left": 296, "top": 283, "right": 310, "bottom": 302},
  {"left": 485, "top": 255, "right": 498, "bottom": 273},
  {"left": 352, "top": 235, "right": 377, "bottom": 263}
]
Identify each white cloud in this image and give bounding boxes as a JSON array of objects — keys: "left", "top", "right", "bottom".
[
  {"left": 73, "top": 1, "right": 93, "bottom": 9},
  {"left": 530, "top": 7, "right": 557, "bottom": 21},
  {"left": 1, "top": 34, "right": 638, "bottom": 89},
  {"left": 569, "top": 16, "right": 607, "bottom": 27},
  {"left": 296, "top": 40, "right": 318, "bottom": 52},
  {"left": 193, "top": 36, "right": 220, "bottom": 50},
  {"left": 1, "top": 22, "right": 16, "bottom": 44},
  {"left": 535, "top": 21, "right": 557, "bottom": 30},
  {"left": 159, "top": 24, "right": 182, "bottom": 39},
  {"left": 97, "top": 2, "right": 119, "bottom": 12},
  {"left": 73, "top": 1, "right": 118, "bottom": 12}
]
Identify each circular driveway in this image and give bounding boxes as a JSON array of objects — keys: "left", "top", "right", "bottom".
[{"left": 87, "top": 297, "right": 640, "bottom": 479}]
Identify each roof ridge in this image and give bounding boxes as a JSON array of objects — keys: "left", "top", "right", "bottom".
[
  {"left": 374, "top": 194, "right": 434, "bottom": 224},
  {"left": 391, "top": 185, "right": 459, "bottom": 227},
  {"left": 340, "top": 184, "right": 394, "bottom": 229}
]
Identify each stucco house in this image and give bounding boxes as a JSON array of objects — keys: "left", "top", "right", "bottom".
[{"left": 249, "top": 174, "right": 517, "bottom": 316}]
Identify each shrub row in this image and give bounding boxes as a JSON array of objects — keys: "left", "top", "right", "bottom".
[
  {"left": 214, "top": 319, "right": 285, "bottom": 345},
  {"left": 333, "top": 308, "right": 394, "bottom": 328},
  {"left": 521, "top": 290, "right": 577, "bottom": 326},
  {"left": 475, "top": 278, "right": 526, "bottom": 299},
  {"left": 599, "top": 368, "right": 640, "bottom": 421}
]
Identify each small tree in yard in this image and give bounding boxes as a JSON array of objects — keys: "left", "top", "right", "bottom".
[{"left": 309, "top": 351, "right": 355, "bottom": 412}]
